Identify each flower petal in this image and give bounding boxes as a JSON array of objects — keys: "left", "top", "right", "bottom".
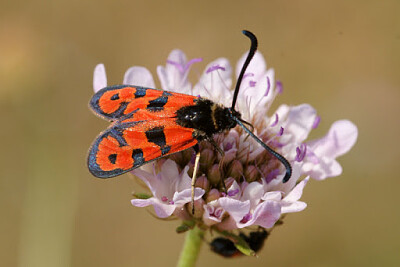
[
  {"left": 249, "top": 201, "right": 281, "bottom": 228},
  {"left": 241, "top": 182, "right": 264, "bottom": 208},
  {"left": 193, "top": 58, "right": 232, "bottom": 105},
  {"left": 123, "top": 66, "right": 155, "bottom": 87},
  {"left": 280, "top": 177, "right": 309, "bottom": 213},
  {"left": 131, "top": 198, "right": 175, "bottom": 218},
  {"left": 302, "top": 156, "right": 343, "bottom": 180},
  {"left": 235, "top": 51, "right": 266, "bottom": 79},
  {"left": 219, "top": 197, "right": 250, "bottom": 223},
  {"left": 283, "top": 177, "right": 309, "bottom": 202},
  {"left": 303, "top": 120, "right": 358, "bottom": 180},
  {"left": 283, "top": 104, "right": 317, "bottom": 144},
  {"left": 156, "top": 49, "right": 192, "bottom": 93},
  {"left": 93, "top": 64, "right": 107, "bottom": 92},
  {"left": 172, "top": 188, "right": 205, "bottom": 206},
  {"left": 307, "top": 120, "right": 358, "bottom": 158},
  {"left": 281, "top": 201, "right": 307, "bottom": 213}
]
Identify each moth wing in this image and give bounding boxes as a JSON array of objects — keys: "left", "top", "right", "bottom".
[
  {"left": 89, "top": 85, "right": 197, "bottom": 121},
  {"left": 87, "top": 118, "right": 198, "bottom": 178}
]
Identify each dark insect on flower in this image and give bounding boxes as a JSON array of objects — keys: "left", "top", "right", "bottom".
[
  {"left": 87, "top": 31, "right": 292, "bottom": 209},
  {"left": 210, "top": 229, "right": 269, "bottom": 258}
]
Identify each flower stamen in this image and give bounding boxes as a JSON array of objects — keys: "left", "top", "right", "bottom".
[
  {"left": 206, "top": 65, "right": 226, "bottom": 74},
  {"left": 295, "top": 144, "right": 307, "bottom": 162}
]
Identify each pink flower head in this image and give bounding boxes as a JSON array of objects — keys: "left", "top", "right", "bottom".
[{"left": 92, "top": 45, "right": 357, "bottom": 254}]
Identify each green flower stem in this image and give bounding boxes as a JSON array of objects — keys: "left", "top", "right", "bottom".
[{"left": 177, "top": 226, "right": 205, "bottom": 267}]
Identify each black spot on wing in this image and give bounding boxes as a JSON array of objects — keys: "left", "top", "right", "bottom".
[
  {"left": 147, "top": 91, "right": 172, "bottom": 111},
  {"left": 145, "top": 127, "right": 166, "bottom": 147},
  {"left": 111, "top": 93, "right": 120, "bottom": 100},
  {"left": 145, "top": 126, "right": 171, "bottom": 155},
  {"left": 108, "top": 154, "right": 117, "bottom": 164},
  {"left": 134, "top": 87, "right": 147, "bottom": 98}
]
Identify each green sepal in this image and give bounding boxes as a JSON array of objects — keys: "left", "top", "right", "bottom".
[
  {"left": 219, "top": 231, "right": 256, "bottom": 257},
  {"left": 176, "top": 220, "right": 196, "bottom": 234},
  {"left": 133, "top": 193, "right": 151, "bottom": 199}
]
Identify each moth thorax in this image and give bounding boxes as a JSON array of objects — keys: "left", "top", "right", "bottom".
[
  {"left": 175, "top": 99, "right": 238, "bottom": 137},
  {"left": 212, "top": 104, "right": 238, "bottom": 132}
]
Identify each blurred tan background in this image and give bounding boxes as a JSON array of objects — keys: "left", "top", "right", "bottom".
[{"left": 1, "top": 0, "right": 399, "bottom": 266}]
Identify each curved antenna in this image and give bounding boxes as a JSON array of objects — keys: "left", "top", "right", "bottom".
[
  {"left": 233, "top": 116, "right": 292, "bottom": 183},
  {"left": 231, "top": 30, "right": 258, "bottom": 110}
]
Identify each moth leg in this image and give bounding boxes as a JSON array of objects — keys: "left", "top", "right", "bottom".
[
  {"left": 208, "top": 137, "right": 227, "bottom": 194},
  {"left": 191, "top": 144, "right": 201, "bottom": 214}
]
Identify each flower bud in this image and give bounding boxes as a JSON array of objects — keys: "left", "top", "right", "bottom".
[
  {"left": 200, "top": 148, "right": 215, "bottom": 166},
  {"left": 208, "top": 164, "right": 222, "bottom": 186},
  {"left": 195, "top": 175, "right": 209, "bottom": 191},
  {"left": 244, "top": 165, "right": 260, "bottom": 182},
  {"left": 206, "top": 188, "right": 221, "bottom": 203},
  {"left": 187, "top": 198, "right": 204, "bottom": 219},
  {"left": 227, "top": 160, "right": 243, "bottom": 180}
]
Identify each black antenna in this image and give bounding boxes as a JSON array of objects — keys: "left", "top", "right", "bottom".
[
  {"left": 233, "top": 117, "right": 292, "bottom": 183},
  {"left": 231, "top": 30, "right": 258, "bottom": 110}
]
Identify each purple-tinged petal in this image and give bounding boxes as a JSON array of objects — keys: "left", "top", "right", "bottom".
[
  {"left": 302, "top": 155, "right": 343, "bottom": 180},
  {"left": 123, "top": 66, "right": 155, "bottom": 87},
  {"left": 283, "top": 104, "right": 317, "bottom": 143},
  {"left": 281, "top": 202, "right": 307, "bottom": 213},
  {"left": 219, "top": 197, "right": 250, "bottom": 223},
  {"left": 308, "top": 120, "right": 358, "bottom": 159},
  {"left": 265, "top": 168, "right": 281, "bottom": 183},
  {"left": 172, "top": 188, "right": 205, "bottom": 206},
  {"left": 156, "top": 49, "right": 192, "bottom": 93},
  {"left": 236, "top": 51, "right": 266, "bottom": 79},
  {"left": 166, "top": 60, "right": 184, "bottom": 73},
  {"left": 266, "top": 162, "right": 302, "bottom": 194},
  {"left": 303, "top": 120, "right": 358, "bottom": 180},
  {"left": 131, "top": 168, "right": 159, "bottom": 196},
  {"left": 203, "top": 202, "right": 225, "bottom": 226},
  {"left": 241, "top": 182, "right": 263, "bottom": 207},
  {"left": 250, "top": 201, "right": 281, "bottom": 228},
  {"left": 283, "top": 177, "right": 309, "bottom": 202},
  {"left": 131, "top": 198, "right": 175, "bottom": 218},
  {"left": 262, "top": 191, "right": 282, "bottom": 201},
  {"left": 193, "top": 58, "right": 232, "bottom": 105},
  {"left": 93, "top": 64, "right": 107, "bottom": 92},
  {"left": 240, "top": 213, "right": 252, "bottom": 223}
]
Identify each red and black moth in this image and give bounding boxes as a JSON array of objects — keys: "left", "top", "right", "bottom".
[{"left": 88, "top": 30, "right": 292, "bottom": 200}]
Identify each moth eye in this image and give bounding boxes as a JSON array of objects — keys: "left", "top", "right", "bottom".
[
  {"left": 108, "top": 154, "right": 117, "bottom": 164},
  {"left": 111, "top": 93, "right": 120, "bottom": 100}
]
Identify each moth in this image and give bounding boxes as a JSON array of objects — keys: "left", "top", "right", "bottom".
[{"left": 87, "top": 30, "right": 292, "bottom": 202}]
